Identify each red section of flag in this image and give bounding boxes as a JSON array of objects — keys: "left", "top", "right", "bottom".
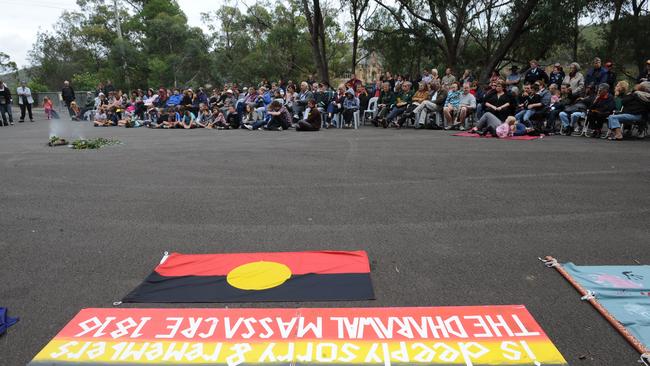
[{"left": 154, "top": 251, "right": 370, "bottom": 277}]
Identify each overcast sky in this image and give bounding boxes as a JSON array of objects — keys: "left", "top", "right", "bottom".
[{"left": 0, "top": 0, "right": 217, "bottom": 68}]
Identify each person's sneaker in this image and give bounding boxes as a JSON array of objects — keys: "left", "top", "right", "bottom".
[
  {"left": 459, "top": 125, "right": 466, "bottom": 131},
  {"left": 243, "top": 124, "right": 253, "bottom": 130},
  {"left": 19, "top": 119, "right": 24, "bottom": 123},
  {"left": 275, "top": 126, "right": 283, "bottom": 131},
  {"left": 9, "top": 121, "right": 14, "bottom": 125},
  {"left": 30, "top": 119, "right": 34, "bottom": 122},
  {"left": 217, "top": 126, "right": 225, "bottom": 130}
]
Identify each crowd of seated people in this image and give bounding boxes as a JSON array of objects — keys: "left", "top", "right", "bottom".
[{"left": 77, "top": 57, "right": 650, "bottom": 139}]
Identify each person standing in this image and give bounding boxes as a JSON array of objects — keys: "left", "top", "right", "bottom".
[
  {"left": 16, "top": 81, "right": 34, "bottom": 122},
  {"left": 0, "top": 80, "right": 14, "bottom": 126},
  {"left": 61, "top": 80, "right": 76, "bottom": 118}
]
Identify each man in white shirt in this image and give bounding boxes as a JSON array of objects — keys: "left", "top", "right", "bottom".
[{"left": 16, "top": 81, "right": 34, "bottom": 122}]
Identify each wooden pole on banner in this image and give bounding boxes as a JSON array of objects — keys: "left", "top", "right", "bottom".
[{"left": 543, "top": 256, "right": 650, "bottom": 361}]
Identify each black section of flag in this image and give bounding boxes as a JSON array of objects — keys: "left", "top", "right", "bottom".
[{"left": 123, "top": 273, "right": 375, "bottom": 303}]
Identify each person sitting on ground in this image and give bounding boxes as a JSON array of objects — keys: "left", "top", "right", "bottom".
[
  {"left": 342, "top": 88, "right": 360, "bottom": 128},
  {"left": 585, "top": 83, "right": 615, "bottom": 138},
  {"left": 443, "top": 83, "right": 462, "bottom": 128},
  {"left": 242, "top": 103, "right": 262, "bottom": 128},
  {"left": 98, "top": 106, "right": 119, "bottom": 127},
  {"left": 372, "top": 82, "right": 395, "bottom": 128},
  {"left": 399, "top": 82, "right": 429, "bottom": 127},
  {"left": 208, "top": 107, "right": 228, "bottom": 129},
  {"left": 413, "top": 83, "right": 446, "bottom": 128},
  {"left": 225, "top": 105, "right": 240, "bottom": 129},
  {"left": 179, "top": 107, "right": 197, "bottom": 129},
  {"left": 585, "top": 57, "right": 608, "bottom": 88},
  {"left": 264, "top": 100, "right": 292, "bottom": 130},
  {"left": 472, "top": 114, "right": 515, "bottom": 137},
  {"left": 69, "top": 101, "right": 82, "bottom": 121},
  {"left": 296, "top": 99, "right": 322, "bottom": 131},
  {"left": 93, "top": 106, "right": 108, "bottom": 126},
  {"left": 196, "top": 104, "right": 213, "bottom": 128},
  {"left": 386, "top": 82, "right": 413, "bottom": 128},
  {"left": 607, "top": 81, "right": 650, "bottom": 140}
]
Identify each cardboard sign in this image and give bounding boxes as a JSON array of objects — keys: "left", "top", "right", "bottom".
[{"left": 29, "top": 306, "right": 567, "bottom": 365}]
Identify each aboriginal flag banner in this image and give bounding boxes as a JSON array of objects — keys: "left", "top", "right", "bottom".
[{"left": 122, "top": 250, "right": 374, "bottom": 303}]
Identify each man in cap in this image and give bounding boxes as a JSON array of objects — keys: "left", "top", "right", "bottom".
[
  {"left": 637, "top": 59, "right": 650, "bottom": 83},
  {"left": 505, "top": 65, "right": 521, "bottom": 92},
  {"left": 16, "top": 80, "right": 34, "bottom": 122},
  {"left": 585, "top": 57, "right": 608, "bottom": 87}
]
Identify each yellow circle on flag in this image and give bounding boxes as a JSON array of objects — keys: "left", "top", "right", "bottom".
[{"left": 227, "top": 261, "right": 292, "bottom": 290}]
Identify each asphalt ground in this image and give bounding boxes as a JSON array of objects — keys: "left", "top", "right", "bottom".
[{"left": 1, "top": 113, "right": 649, "bottom": 365}]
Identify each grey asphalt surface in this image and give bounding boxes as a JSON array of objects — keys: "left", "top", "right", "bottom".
[{"left": 1, "top": 114, "right": 649, "bottom": 366}]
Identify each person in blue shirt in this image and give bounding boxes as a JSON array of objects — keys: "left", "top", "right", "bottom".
[
  {"left": 585, "top": 57, "right": 608, "bottom": 88},
  {"left": 166, "top": 89, "right": 182, "bottom": 107}
]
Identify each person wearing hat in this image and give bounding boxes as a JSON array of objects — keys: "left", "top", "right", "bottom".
[
  {"left": 585, "top": 83, "right": 615, "bottom": 138},
  {"left": 563, "top": 62, "right": 585, "bottom": 97},
  {"left": 637, "top": 60, "right": 650, "bottom": 83},
  {"left": 549, "top": 63, "right": 565, "bottom": 89},
  {"left": 524, "top": 60, "right": 549, "bottom": 85},
  {"left": 585, "top": 57, "right": 608, "bottom": 87},
  {"left": 16, "top": 80, "right": 34, "bottom": 122},
  {"left": 505, "top": 65, "right": 521, "bottom": 92}
]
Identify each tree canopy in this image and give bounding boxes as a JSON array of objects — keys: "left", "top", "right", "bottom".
[{"left": 24, "top": 0, "right": 649, "bottom": 90}]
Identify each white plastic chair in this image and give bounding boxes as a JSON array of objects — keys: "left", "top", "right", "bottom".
[{"left": 363, "top": 97, "right": 378, "bottom": 125}]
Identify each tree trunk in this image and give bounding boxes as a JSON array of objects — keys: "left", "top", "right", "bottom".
[
  {"left": 572, "top": 12, "right": 579, "bottom": 62},
  {"left": 479, "top": 0, "right": 540, "bottom": 83},
  {"left": 301, "top": 0, "right": 329, "bottom": 84},
  {"left": 351, "top": 30, "right": 359, "bottom": 75},
  {"left": 606, "top": 0, "right": 624, "bottom": 60}
]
